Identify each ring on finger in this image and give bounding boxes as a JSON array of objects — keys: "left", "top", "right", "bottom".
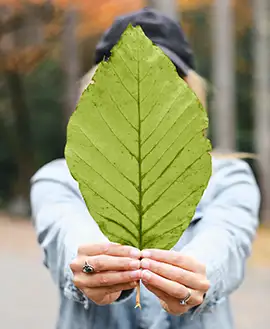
[
  {"left": 179, "top": 289, "right": 191, "bottom": 305},
  {"left": 82, "top": 260, "right": 95, "bottom": 274}
]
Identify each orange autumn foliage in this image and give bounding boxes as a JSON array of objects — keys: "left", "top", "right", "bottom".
[
  {"left": 0, "top": 0, "right": 250, "bottom": 39},
  {"left": 0, "top": 0, "right": 252, "bottom": 73},
  {"left": 0, "top": 0, "right": 213, "bottom": 39}
]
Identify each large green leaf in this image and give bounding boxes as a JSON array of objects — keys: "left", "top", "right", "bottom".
[{"left": 65, "top": 25, "right": 212, "bottom": 250}]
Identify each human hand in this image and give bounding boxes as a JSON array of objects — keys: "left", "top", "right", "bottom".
[
  {"left": 140, "top": 249, "right": 210, "bottom": 315},
  {"left": 70, "top": 243, "right": 141, "bottom": 305}
]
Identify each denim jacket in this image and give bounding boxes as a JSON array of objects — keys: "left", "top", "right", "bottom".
[{"left": 30, "top": 157, "right": 260, "bottom": 329}]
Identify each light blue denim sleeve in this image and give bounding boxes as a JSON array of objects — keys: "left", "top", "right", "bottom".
[
  {"left": 30, "top": 159, "right": 133, "bottom": 308},
  {"left": 181, "top": 159, "right": 260, "bottom": 316}
]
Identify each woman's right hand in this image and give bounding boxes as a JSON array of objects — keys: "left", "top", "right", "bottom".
[{"left": 70, "top": 243, "right": 141, "bottom": 305}]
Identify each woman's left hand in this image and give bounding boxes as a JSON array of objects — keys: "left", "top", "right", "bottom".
[{"left": 140, "top": 249, "right": 210, "bottom": 315}]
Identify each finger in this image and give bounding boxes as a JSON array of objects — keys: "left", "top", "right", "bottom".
[
  {"left": 78, "top": 243, "right": 141, "bottom": 259},
  {"left": 144, "top": 282, "right": 204, "bottom": 308},
  {"left": 141, "top": 270, "right": 191, "bottom": 300},
  {"left": 143, "top": 283, "right": 189, "bottom": 315},
  {"left": 84, "top": 281, "right": 137, "bottom": 305},
  {"left": 141, "top": 258, "right": 210, "bottom": 291},
  {"left": 73, "top": 270, "right": 141, "bottom": 289},
  {"left": 71, "top": 255, "right": 140, "bottom": 273},
  {"left": 141, "top": 249, "right": 205, "bottom": 273}
]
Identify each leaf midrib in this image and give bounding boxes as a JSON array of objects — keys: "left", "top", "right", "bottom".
[{"left": 137, "top": 46, "right": 143, "bottom": 250}]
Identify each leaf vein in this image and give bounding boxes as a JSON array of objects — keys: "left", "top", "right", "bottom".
[
  {"left": 115, "top": 49, "right": 138, "bottom": 81},
  {"left": 70, "top": 149, "right": 138, "bottom": 211},
  {"left": 141, "top": 81, "right": 170, "bottom": 123},
  {"left": 139, "top": 65, "right": 152, "bottom": 83},
  {"left": 143, "top": 152, "right": 205, "bottom": 215},
  {"left": 106, "top": 89, "right": 138, "bottom": 132},
  {"left": 142, "top": 130, "right": 203, "bottom": 194},
  {"left": 143, "top": 221, "right": 188, "bottom": 246},
  {"left": 80, "top": 179, "right": 138, "bottom": 231},
  {"left": 103, "top": 231, "right": 134, "bottom": 247},
  {"left": 142, "top": 101, "right": 196, "bottom": 162},
  {"left": 74, "top": 124, "right": 138, "bottom": 190},
  {"left": 142, "top": 187, "right": 201, "bottom": 236},
  {"left": 96, "top": 213, "right": 138, "bottom": 242},
  {"left": 142, "top": 90, "right": 183, "bottom": 146},
  {"left": 137, "top": 42, "right": 143, "bottom": 250},
  {"left": 110, "top": 62, "right": 138, "bottom": 102},
  {"left": 95, "top": 104, "right": 138, "bottom": 161}
]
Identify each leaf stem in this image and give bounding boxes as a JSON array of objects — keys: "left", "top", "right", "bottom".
[{"left": 135, "top": 281, "right": 141, "bottom": 309}]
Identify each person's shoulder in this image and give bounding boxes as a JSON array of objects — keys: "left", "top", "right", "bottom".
[
  {"left": 209, "top": 156, "right": 258, "bottom": 196},
  {"left": 198, "top": 156, "right": 259, "bottom": 207},
  {"left": 31, "top": 158, "right": 75, "bottom": 187},
  {"left": 211, "top": 156, "right": 253, "bottom": 178}
]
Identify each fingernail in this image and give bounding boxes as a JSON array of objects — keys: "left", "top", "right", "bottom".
[
  {"left": 142, "top": 270, "right": 151, "bottom": 282},
  {"left": 142, "top": 250, "right": 151, "bottom": 258},
  {"left": 130, "top": 260, "right": 140, "bottom": 270},
  {"left": 131, "top": 270, "right": 141, "bottom": 279},
  {"left": 141, "top": 259, "right": 150, "bottom": 269},
  {"left": 130, "top": 248, "right": 141, "bottom": 258}
]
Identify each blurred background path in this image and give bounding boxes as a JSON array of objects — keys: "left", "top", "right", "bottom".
[
  {"left": 1, "top": 1, "right": 270, "bottom": 328},
  {"left": 1, "top": 215, "right": 269, "bottom": 329}
]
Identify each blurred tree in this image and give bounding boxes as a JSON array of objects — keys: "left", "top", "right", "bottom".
[
  {"left": 211, "top": 0, "right": 236, "bottom": 151},
  {"left": 0, "top": 0, "right": 267, "bottom": 216},
  {"left": 146, "top": 0, "right": 179, "bottom": 20},
  {"left": 181, "top": 1, "right": 255, "bottom": 153},
  {"left": 24, "top": 59, "right": 65, "bottom": 166},
  {"left": 4, "top": 70, "right": 34, "bottom": 208},
  {"left": 0, "top": 1, "right": 65, "bottom": 214},
  {"left": 61, "top": 6, "right": 79, "bottom": 123},
  {"left": 253, "top": 0, "right": 270, "bottom": 224},
  {"left": 0, "top": 80, "right": 16, "bottom": 206}
]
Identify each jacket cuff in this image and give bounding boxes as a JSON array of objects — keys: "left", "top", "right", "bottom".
[
  {"left": 63, "top": 269, "right": 135, "bottom": 309},
  {"left": 64, "top": 276, "right": 90, "bottom": 309},
  {"left": 189, "top": 265, "right": 225, "bottom": 318}
]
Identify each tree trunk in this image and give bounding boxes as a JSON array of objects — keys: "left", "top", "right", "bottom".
[
  {"left": 253, "top": 0, "right": 270, "bottom": 225},
  {"left": 5, "top": 70, "right": 34, "bottom": 215},
  {"left": 212, "top": 0, "right": 236, "bottom": 151},
  {"left": 146, "top": 0, "right": 179, "bottom": 21},
  {"left": 61, "top": 7, "right": 79, "bottom": 125}
]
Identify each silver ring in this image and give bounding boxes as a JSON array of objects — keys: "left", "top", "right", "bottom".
[
  {"left": 82, "top": 261, "right": 95, "bottom": 274},
  {"left": 179, "top": 290, "right": 191, "bottom": 305}
]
